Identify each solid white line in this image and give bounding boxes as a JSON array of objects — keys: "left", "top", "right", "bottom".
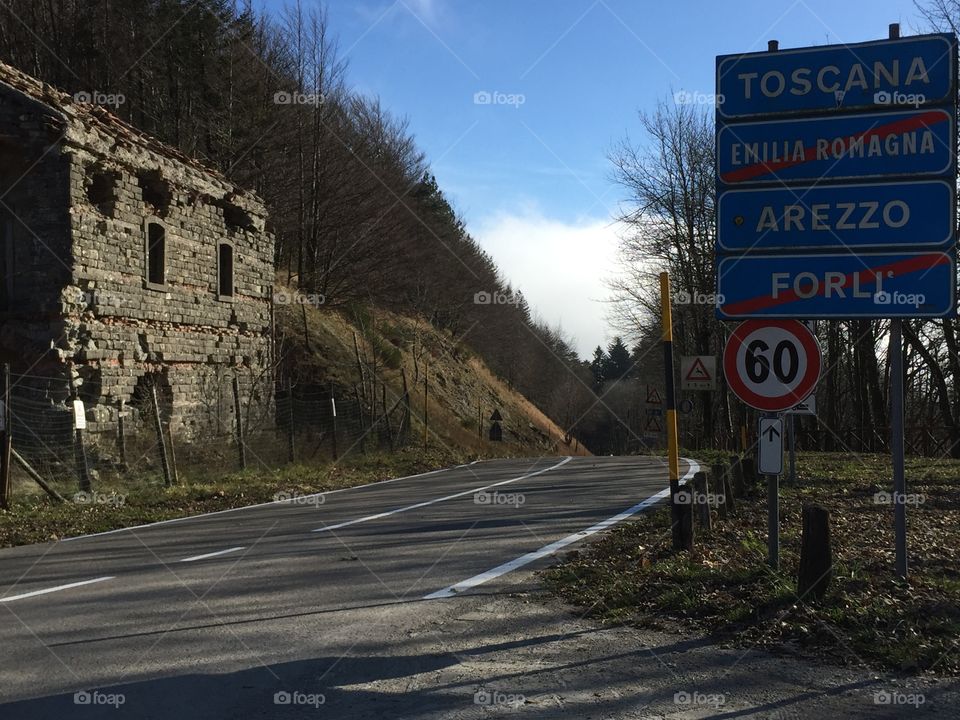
[
  {"left": 179, "top": 546, "right": 245, "bottom": 563},
  {"left": 60, "top": 463, "right": 465, "bottom": 542},
  {"left": 423, "top": 459, "right": 700, "bottom": 600},
  {"left": 313, "top": 457, "right": 573, "bottom": 533},
  {"left": 0, "top": 576, "right": 114, "bottom": 603}
]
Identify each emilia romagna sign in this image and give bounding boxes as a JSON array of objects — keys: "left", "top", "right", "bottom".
[{"left": 715, "top": 32, "right": 958, "bottom": 320}]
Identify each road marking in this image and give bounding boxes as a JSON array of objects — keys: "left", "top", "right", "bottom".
[
  {"left": 423, "top": 460, "right": 700, "bottom": 600},
  {"left": 0, "top": 576, "right": 114, "bottom": 603},
  {"left": 61, "top": 464, "right": 465, "bottom": 542},
  {"left": 179, "top": 546, "right": 246, "bottom": 563},
  {"left": 313, "top": 457, "right": 573, "bottom": 533}
]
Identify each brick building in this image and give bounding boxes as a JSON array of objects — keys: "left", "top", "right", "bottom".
[{"left": 0, "top": 61, "right": 275, "bottom": 441}]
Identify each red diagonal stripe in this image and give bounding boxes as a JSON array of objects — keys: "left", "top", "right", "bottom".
[
  {"left": 722, "top": 253, "right": 949, "bottom": 315},
  {"left": 721, "top": 110, "right": 949, "bottom": 183}
]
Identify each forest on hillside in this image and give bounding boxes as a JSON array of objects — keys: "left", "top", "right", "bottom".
[{"left": 0, "top": 0, "right": 606, "bottom": 447}]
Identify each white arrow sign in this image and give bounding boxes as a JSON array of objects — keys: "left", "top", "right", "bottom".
[{"left": 758, "top": 417, "right": 783, "bottom": 475}]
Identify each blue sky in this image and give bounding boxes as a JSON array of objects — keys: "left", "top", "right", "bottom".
[{"left": 259, "top": 0, "right": 922, "bottom": 357}]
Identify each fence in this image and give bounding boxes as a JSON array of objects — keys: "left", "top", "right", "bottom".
[{"left": 0, "top": 365, "right": 416, "bottom": 506}]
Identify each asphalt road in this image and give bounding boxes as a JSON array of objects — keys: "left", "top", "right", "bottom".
[{"left": 0, "top": 454, "right": 695, "bottom": 719}]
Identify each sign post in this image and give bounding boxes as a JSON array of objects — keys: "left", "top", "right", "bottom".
[
  {"left": 660, "top": 272, "right": 687, "bottom": 550},
  {"left": 716, "top": 24, "right": 957, "bottom": 579}
]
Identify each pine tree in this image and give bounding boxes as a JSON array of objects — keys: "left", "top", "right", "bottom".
[
  {"left": 590, "top": 346, "right": 607, "bottom": 390},
  {"left": 604, "top": 337, "right": 632, "bottom": 380}
]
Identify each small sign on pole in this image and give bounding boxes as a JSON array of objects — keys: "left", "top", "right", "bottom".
[
  {"left": 680, "top": 356, "right": 716, "bottom": 391},
  {"left": 758, "top": 417, "right": 784, "bottom": 475},
  {"left": 73, "top": 399, "right": 86, "bottom": 430}
]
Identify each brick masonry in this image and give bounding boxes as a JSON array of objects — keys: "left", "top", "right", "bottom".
[{"left": 0, "top": 62, "right": 275, "bottom": 440}]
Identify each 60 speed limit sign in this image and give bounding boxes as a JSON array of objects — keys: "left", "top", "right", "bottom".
[{"left": 723, "top": 320, "right": 821, "bottom": 412}]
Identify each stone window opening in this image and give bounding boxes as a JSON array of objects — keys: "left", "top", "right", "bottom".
[
  {"left": 138, "top": 169, "right": 171, "bottom": 216},
  {"left": 218, "top": 241, "right": 235, "bottom": 300},
  {"left": 145, "top": 219, "right": 166, "bottom": 289},
  {"left": 85, "top": 167, "right": 118, "bottom": 216}
]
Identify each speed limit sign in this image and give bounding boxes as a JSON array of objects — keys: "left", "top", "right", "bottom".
[{"left": 723, "top": 320, "right": 821, "bottom": 412}]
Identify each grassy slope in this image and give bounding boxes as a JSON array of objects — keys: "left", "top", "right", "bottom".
[{"left": 544, "top": 451, "right": 960, "bottom": 675}]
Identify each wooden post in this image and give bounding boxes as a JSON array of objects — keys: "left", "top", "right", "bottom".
[
  {"left": 166, "top": 419, "right": 179, "bottom": 485},
  {"left": 353, "top": 332, "right": 367, "bottom": 407},
  {"left": 798, "top": 504, "right": 833, "bottom": 601},
  {"left": 693, "top": 471, "right": 711, "bottom": 531},
  {"left": 423, "top": 359, "right": 428, "bottom": 450},
  {"left": 0, "top": 364, "right": 11, "bottom": 509},
  {"left": 353, "top": 383, "right": 366, "bottom": 453},
  {"left": 712, "top": 462, "right": 734, "bottom": 517},
  {"left": 116, "top": 398, "right": 128, "bottom": 470},
  {"left": 382, "top": 383, "right": 393, "bottom": 452},
  {"left": 400, "top": 367, "right": 410, "bottom": 445},
  {"left": 678, "top": 481, "right": 695, "bottom": 550},
  {"left": 728, "top": 454, "right": 746, "bottom": 497},
  {"left": 286, "top": 377, "right": 296, "bottom": 463},
  {"left": 151, "top": 385, "right": 173, "bottom": 486},
  {"left": 12, "top": 449, "right": 65, "bottom": 502},
  {"left": 73, "top": 404, "right": 91, "bottom": 493},
  {"left": 329, "top": 383, "right": 338, "bottom": 460},
  {"left": 232, "top": 376, "right": 246, "bottom": 470}
]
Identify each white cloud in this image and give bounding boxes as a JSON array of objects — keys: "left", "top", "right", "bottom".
[{"left": 472, "top": 209, "right": 623, "bottom": 360}]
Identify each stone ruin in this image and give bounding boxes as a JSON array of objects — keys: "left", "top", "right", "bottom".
[{"left": 0, "top": 61, "right": 275, "bottom": 445}]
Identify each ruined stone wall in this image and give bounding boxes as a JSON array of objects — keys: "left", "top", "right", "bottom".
[{"left": 60, "top": 122, "right": 275, "bottom": 437}]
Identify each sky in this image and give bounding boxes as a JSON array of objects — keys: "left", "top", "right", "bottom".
[{"left": 259, "top": 0, "right": 922, "bottom": 358}]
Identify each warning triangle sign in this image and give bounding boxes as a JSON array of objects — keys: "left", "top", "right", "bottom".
[
  {"left": 646, "top": 385, "right": 662, "bottom": 404},
  {"left": 645, "top": 415, "right": 663, "bottom": 432},
  {"left": 686, "top": 358, "right": 711, "bottom": 382}
]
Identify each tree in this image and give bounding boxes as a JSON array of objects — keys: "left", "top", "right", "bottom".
[{"left": 603, "top": 337, "right": 632, "bottom": 381}]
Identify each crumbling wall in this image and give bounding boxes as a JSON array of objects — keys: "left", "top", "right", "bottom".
[{"left": 63, "top": 134, "right": 275, "bottom": 436}]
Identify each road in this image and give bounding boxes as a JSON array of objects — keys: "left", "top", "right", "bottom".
[{"left": 0, "top": 454, "right": 694, "bottom": 719}]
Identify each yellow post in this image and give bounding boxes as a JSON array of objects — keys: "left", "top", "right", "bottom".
[{"left": 660, "top": 272, "right": 687, "bottom": 549}]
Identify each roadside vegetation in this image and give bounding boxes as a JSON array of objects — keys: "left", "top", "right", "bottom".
[
  {"left": 544, "top": 451, "right": 960, "bottom": 675},
  {"left": 0, "top": 447, "right": 470, "bottom": 547}
]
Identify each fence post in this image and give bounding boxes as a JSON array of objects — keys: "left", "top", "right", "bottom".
[
  {"left": 423, "top": 359, "right": 429, "bottom": 450},
  {"left": 116, "top": 398, "right": 128, "bottom": 470},
  {"left": 0, "top": 364, "right": 11, "bottom": 509},
  {"left": 151, "top": 385, "right": 173, "bottom": 486},
  {"left": 382, "top": 383, "right": 393, "bottom": 452},
  {"left": 354, "top": 383, "right": 366, "bottom": 454},
  {"left": 73, "top": 398, "right": 92, "bottom": 493},
  {"left": 232, "top": 376, "right": 246, "bottom": 470},
  {"left": 286, "top": 377, "right": 296, "bottom": 463},
  {"left": 329, "top": 382, "right": 338, "bottom": 460},
  {"left": 711, "top": 462, "right": 731, "bottom": 519},
  {"left": 166, "top": 417, "right": 179, "bottom": 485}
]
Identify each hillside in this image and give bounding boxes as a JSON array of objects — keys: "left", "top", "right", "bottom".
[{"left": 275, "top": 285, "right": 589, "bottom": 459}]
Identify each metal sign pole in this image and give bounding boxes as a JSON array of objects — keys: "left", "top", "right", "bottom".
[
  {"left": 659, "top": 272, "right": 683, "bottom": 550},
  {"left": 890, "top": 318, "right": 908, "bottom": 579},
  {"left": 788, "top": 412, "right": 796, "bottom": 487}
]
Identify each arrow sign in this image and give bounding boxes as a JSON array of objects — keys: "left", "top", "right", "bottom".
[{"left": 759, "top": 417, "right": 784, "bottom": 475}]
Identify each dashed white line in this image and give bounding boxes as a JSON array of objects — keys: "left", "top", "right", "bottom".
[
  {"left": 179, "top": 547, "right": 245, "bottom": 563},
  {"left": 313, "top": 457, "right": 573, "bottom": 533},
  {"left": 423, "top": 460, "right": 700, "bottom": 600},
  {"left": 0, "top": 576, "right": 115, "bottom": 603}
]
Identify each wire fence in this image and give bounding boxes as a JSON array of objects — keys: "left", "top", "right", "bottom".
[{"left": 2, "top": 368, "right": 415, "bottom": 503}]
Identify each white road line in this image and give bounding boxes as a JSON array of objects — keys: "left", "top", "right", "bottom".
[
  {"left": 0, "top": 576, "right": 114, "bottom": 603},
  {"left": 313, "top": 457, "right": 573, "bottom": 533},
  {"left": 61, "top": 464, "right": 464, "bottom": 542},
  {"left": 179, "top": 546, "right": 246, "bottom": 563},
  {"left": 423, "top": 459, "right": 700, "bottom": 600}
]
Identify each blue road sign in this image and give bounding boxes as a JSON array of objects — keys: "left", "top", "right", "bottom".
[
  {"left": 717, "top": 180, "right": 955, "bottom": 252},
  {"left": 716, "top": 251, "right": 955, "bottom": 318},
  {"left": 717, "top": 34, "right": 956, "bottom": 118},
  {"left": 717, "top": 109, "right": 953, "bottom": 185}
]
